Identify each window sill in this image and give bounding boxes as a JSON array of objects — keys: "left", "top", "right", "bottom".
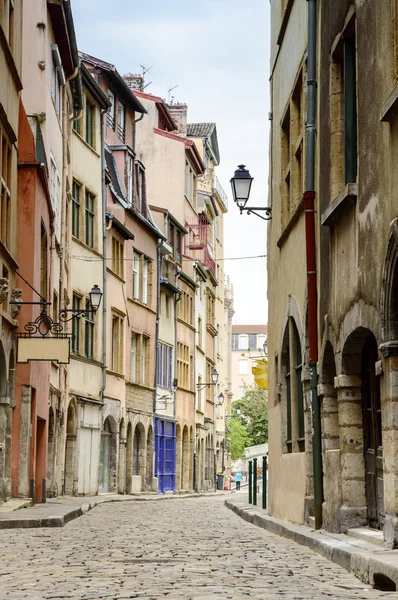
[
  {"left": 196, "top": 345, "right": 205, "bottom": 356},
  {"left": 72, "top": 129, "right": 100, "bottom": 156},
  {"left": 72, "top": 236, "right": 103, "bottom": 257},
  {"left": 277, "top": 198, "right": 304, "bottom": 249},
  {"left": 106, "top": 368, "right": 125, "bottom": 378},
  {"left": 71, "top": 354, "right": 103, "bottom": 367},
  {"left": 380, "top": 81, "right": 398, "bottom": 123},
  {"left": 177, "top": 318, "right": 195, "bottom": 332},
  {"left": 127, "top": 297, "right": 156, "bottom": 314},
  {"left": 126, "top": 381, "right": 154, "bottom": 392},
  {"left": 321, "top": 183, "right": 358, "bottom": 228},
  {"left": 106, "top": 267, "right": 125, "bottom": 283},
  {"left": 206, "top": 323, "right": 218, "bottom": 337}
]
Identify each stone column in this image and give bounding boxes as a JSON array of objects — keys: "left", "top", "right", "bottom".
[
  {"left": 18, "top": 385, "right": 31, "bottom": 497},
  {"left": 319, "top": 382, "right": 341, "bottom": 532},
  {"left": 118, "top": 437, "right": 126, "bottom": 494},
  {"left": 380, "top": 341, "right": 398, "bottom": 547},
  {"left": 335, "top": 375, "right": 367, "bottom": 529}
]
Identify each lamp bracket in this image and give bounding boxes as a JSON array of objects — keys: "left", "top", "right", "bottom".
[{"left": 239, "top": 206, "right": 272, "bottom": 221}]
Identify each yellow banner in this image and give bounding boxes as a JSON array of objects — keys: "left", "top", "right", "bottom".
[{"left": 252, "top": 358, "right": 268, "bottom": 390}]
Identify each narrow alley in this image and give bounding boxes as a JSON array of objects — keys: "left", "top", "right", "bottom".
[{"left": 1, "top": 497, "right": 396, "bottom": 600}]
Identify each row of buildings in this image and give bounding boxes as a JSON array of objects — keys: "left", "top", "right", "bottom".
[
  {"left": 0, "top": 0, "right": 234, "bottom": 502},
  {"left": 267, "top": 0, "right": 398, "bottom": 546}
]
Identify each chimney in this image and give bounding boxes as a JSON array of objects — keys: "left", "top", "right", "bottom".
[
  {"left": 167, "top": 103, "right": 188, "bottom": 136},
  {"left": 123, "top": 73, "right": 144, "bottom": 92}
]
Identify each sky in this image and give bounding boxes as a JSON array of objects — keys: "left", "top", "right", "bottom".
[{"left": 72, "top": 0, "right": 271, "bottom": 325}]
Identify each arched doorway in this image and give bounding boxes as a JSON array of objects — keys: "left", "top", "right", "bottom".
[
  {"left": 361, "top": 333, "right": 384, "bottom": 528},
  {"left": 132, "top": 422, "right": 146, "bottom": 490},
  {"left": 189, "top": 427, "right": 194, "bottom": 491},
  {"left": 99, "top": 417, "right": 112, "bottom": 493},
  {"left": 146, "top": 425, "right": 154, "bottom": 490},
  {"left": 181, "top": 425, "right": 189, "bottom": 490},
  {"left": 117, "top": 418, "right": 126, "bottom": 494},
  {"left": 176, "top": 423, "right": 182, "bottom": 490},
  {"left": 64, "top": 402, "right": 77, "bottom": 495},
  {"left": 126, "top": 422, "right": 133, "bottom": 493}
]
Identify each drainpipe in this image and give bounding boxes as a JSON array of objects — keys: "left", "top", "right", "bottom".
[
  {"left": 305, "top": 0, "right": 323, "bottom": 530},
  {"left": 153, "top": 241, "right": 162, "bottom": 413},
  {"left": 133, "top": 111, "right": 146, "bottom": 154},
  {"left": 100, "top": 109, "right": 107, "bottom": 403}
]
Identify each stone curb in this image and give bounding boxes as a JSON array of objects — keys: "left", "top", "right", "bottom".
[
  {"left": 224, "top": 498, "right": 398, "bottom": 589},
  {"left": 0, "top": 490, "right": 232, "bottom": 530}
]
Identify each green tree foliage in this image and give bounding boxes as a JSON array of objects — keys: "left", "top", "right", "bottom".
[
  {"left": 225, "top": 418, "right": 250, "bottom": 461},
  {"left": 227, "top": 384, "right": 268, "bottom": 460},
  {"left": 237, "top": 384, "right": 268, "bottom": 445}
]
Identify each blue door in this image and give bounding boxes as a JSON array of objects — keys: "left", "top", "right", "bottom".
[{"left": 155, "top": 419, "right": 176, "bottom": 493}]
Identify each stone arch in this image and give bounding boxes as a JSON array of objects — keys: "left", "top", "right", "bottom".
[
  {"left": 319, "top": 340, "right": 341, "bottom": 532},
  {"left": 189, "top": 426, "right": 194, "bottom": 491},
  {"left": 117, "top": 417, "right": 126, "bottom": 494},
  {"left": 132, "top": 422, "right": 146, "bottom": 486},
  {"left": 381, "top": 218, "right": 398, "bottom": 343},
  {"left": 125, "top": 421, "right": 133, "bottom": 493},
  {"left": 181, "top": 425, "right": 189, "bottom": 490},
  {"left": 176, "top": 423, "right": 182, "bottom": 491},
  {"left": 99, "top": 415, "right": 117, "bottom": 493},
  {"left": 278, "top": 295, "right": 304, "bottom": 361},
  {"left": 146, "top": 425, "right": 154, "bottom": 490},
  {"left": 64, "top": 400, "right": 77, "bottom": 495}
]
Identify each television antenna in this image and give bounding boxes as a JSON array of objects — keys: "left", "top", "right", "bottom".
[
  {"left": 140, "top": 64, "right": 152, "bottom": 90},
  {"left": 168, "top": 84, "right": 179, "bottom": 104}
]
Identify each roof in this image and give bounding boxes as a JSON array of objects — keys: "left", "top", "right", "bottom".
[
  {"left": 79, "top": 52, "right": 146, "bottom": 114},
  {"left": 187, "top": 122, "right": 220, "bottom": 165},
  {"left": 232, "top": 325, "right": 268, "bottom": 335},
  {"left": 133, "top": 91, "right": 177, "bottom": 132},
  {"left": 81, "top": 63, "right": 111, "bottom": 110},
  {"left": 105, "top": 147, "right": 127, "bottom": 206},
  {"left": 187, "top": 123, "right": 215, "bottom": 137}
]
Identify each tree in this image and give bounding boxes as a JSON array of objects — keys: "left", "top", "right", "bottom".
[
  {"left": 225, "top": 417, "right": 251, "bottom": 461},
  {"left": 234, "top": 384, "right": 268, "bottom": 446}
]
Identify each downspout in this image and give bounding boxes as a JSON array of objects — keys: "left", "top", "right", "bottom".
[
  {"left": 174, "top": 270, "right": 182, "bottom": 423},
  {"left": 304, "top": 0, "right": 323, "bottom": 529},
  {"left": 153, "top": 241, "right": 162, "bottom": 413},
  {"left": 133, "top": 111, "right": 146, "bottom": 153},
  {"left": 100, "top": 109, "right": 107, "bottom": 402}
]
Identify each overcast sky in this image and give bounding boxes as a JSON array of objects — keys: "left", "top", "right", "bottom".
[{"left": 72, "top": 0, "right": 270, "bottom": 325}]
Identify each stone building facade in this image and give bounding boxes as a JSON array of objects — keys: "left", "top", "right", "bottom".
[{"left": 268, "top": 0, "right": 398, "bottom": 546}]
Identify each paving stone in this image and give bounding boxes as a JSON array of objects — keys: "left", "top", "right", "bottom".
[{"left": 0, "top": 497, "right": 396, "bottom": 599}]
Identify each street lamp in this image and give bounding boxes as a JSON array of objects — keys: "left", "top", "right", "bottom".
[
  {"left": 236, "top": 406, "right": 242, "bottom": 416},
  {"left": 89, "top": 285, "right": 103, "bottom": 313},
  {"left": 216, "top": 392, "right": 224, "bottom": 406},
  {"left": 196, "top": 368, "right": 219, "bottom": 391},
  {"left": 230, "top": 165, "right": 272, "bottom": 221},
  {"left": 59, "top": 284, "right": 103, "bottom": 322}
]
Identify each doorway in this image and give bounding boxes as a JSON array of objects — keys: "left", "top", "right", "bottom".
[{"left": 361, "top": 334, "right": 384, "bottom": 528}]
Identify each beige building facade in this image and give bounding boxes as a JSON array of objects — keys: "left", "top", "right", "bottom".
[{"left": 268, "top": 0, "right": 398, "bottom": 548}]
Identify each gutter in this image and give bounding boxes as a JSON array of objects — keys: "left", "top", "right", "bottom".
[
  {"left": 304, "top": 0, "right": 323, "bottom": 529},
  {"left": 100, "top": 109, "right": 107, "bottom": 404}
]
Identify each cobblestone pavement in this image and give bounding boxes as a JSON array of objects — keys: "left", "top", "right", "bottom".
[{"left": 1, "top": 496, "right": 397, "bottom": 600}]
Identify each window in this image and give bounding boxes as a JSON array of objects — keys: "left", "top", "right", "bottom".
[
  {"left": 185, "top": 160, "right": 196, "bottom": 205},
  {"left": 177, "top": 342, "right": 190, "bottom": 390},
  {"left": 3, "top": 0, "right": 14, "bottom": 48},
  {"left": 111, "top": 313, "right": 124, "bottom": 373},
  {"left": 283, "top": 318, "right": 304, "bottom": 454},
  {"left": 133, "top": 252, "right": 140, "bottom": 299},
  {"left": 330, "top": 21, "right": 357, "bottom": 198},
  {"left": 238, "top": 359, "right": 248, "bottom": 375},
  {"left": 85, "top": 191, "right": 94, "bottom": 248},
  {"left": 140, "top": 336, "right": 149, "bottom": 386},
  {"left": 72, "top": 181, "right": 80, "bottom": 238},
  {"left": 157, "top": 343, "right": 172, "bottom": 389},
  {"left": 84, "top": 300, "right": 94, "bottom": 358},
  {"left": 73, "top": 109, "right": 81, "bottom": 134},
  {"left": 257, "top": 334, "right": 267, "bottom": 350},
  {"left": 127, "top": 155, "right": 133, "bottom": 205},
  {"left": 136, "top": 164, "right": 144, "bottom": 210},
  {"left": 238, "top": 334, "right": 248, "bottom": 350},
  {"left": 117, "top": 103, "right": 125, "bottom": 142},
  {"left": 142, "top": 258, "right": 148, "bottom": 304},
  {"left": 249, "top": 334, "right": 258, "bottom": 350},
  {"left": 232, "top": 334, "right": 238, "bottom": 350},
  {"left": 50, "top": 157, "right": 61, "bottom": 239},
  {"left": 107, "top": 90, "right": 115, "bottom": 129},
  {"left": 177, "top": 285, "right": 194, "bottom": 326},
  {"left": 51, "top": 45, "right": 65, "bottom": 120},
  {"left": 206, "top": 292, "right": 215, "bottom": 325},
  {"left": 111, "top": 236, "right": 124, "bottom": 279},
  {"left": 85, "top": 100, "right": 95, "bottom": 147},
  {"left": 52, "top": 291, "right": 59, "bottom": 325},
  {"left": 197, "top": 317, "right": 203, "bottom": 348},
  {"left": 72, "top": 294, "right": 81, "bottom": 354},
  {"left": 40, "top": 225, "right": 48, "bottom": 301},
  {"left": 0, "top": 128, "right": 12, "bottom": 248},
  {"left": 176, "top": 230, "right": 182, "bottom": 263},
  {"left": 168, "top": 221, "right": 175, "bottom": 249},
  {"left": 130, "top": 333, "right": 137, "bottom": 382}
]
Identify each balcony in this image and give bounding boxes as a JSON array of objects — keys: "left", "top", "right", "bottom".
[{"left": 214, "top": 176, "right": 228, "bottom": 210}]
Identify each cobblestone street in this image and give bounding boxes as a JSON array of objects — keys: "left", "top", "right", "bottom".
[{"left": 1, "top": 497, "right": 397, "bottom": 600}]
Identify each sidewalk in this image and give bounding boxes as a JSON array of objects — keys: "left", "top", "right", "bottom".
[
  {"left": 225, "top": 492, "right": 398, "bottom": 589},
  {"left": 0, "top": 489, "right": 231, "bottom": 530}
]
